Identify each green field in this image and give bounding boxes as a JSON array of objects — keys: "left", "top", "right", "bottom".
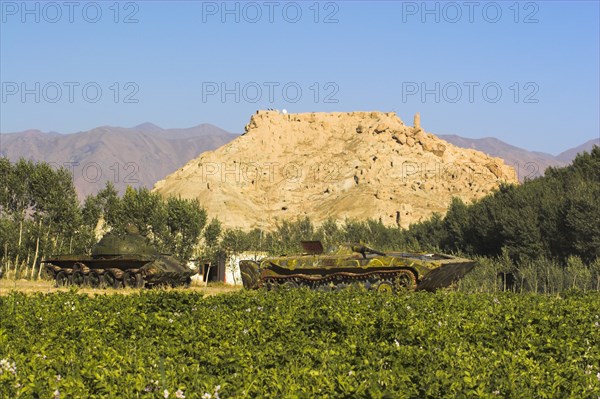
[{"left": 1, "top": 289, "right": 600, "bottom": 398}]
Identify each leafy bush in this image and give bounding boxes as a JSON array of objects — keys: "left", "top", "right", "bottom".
[{"left": 1, "top": 290, "right": 599, "bottom": 398}]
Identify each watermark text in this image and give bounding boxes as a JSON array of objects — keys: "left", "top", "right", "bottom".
[
  {"left": 401, "top": 81, "right": 539, "bottom": 104},
  {"left": 201, "top": 1, "right": 339, "bottom": 23},
  {"left": 1, "top": 82, "right": 140, "bottom": 104},
  {"left": 1, "top": 1, "right": 139, "bottom": 23},
  {"left": 400, "top": 1, "right": 539, "bottom": 23},
  {"left": 201, "top": 81, "right": 339, "bottom": 104}
]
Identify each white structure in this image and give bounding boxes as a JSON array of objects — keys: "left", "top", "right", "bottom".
[{"left": 225, "top": 251, "right": 268, "bottom": 286}]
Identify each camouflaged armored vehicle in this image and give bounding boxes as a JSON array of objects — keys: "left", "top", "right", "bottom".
[
  {"left": 42, "top": 228, "right": 193, "bottom": 289},
  {"left": 240, "top": 241, "right": 475, "bottom": 292}
]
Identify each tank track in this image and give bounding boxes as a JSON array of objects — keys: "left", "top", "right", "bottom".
[
  {"left": 45, "top": 263, "right": 150, "bottom": 289},
  {"left": 260, "top": 269, "right": 417, "bottom": 292}
]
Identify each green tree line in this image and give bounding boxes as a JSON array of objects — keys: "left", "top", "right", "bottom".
[
  {"left": 82, "top": 183, "right": 207, "bottom": 260},
  {"left": 0, "top": 158, "right": 91, "bottom": 279},
  {"left": 0, "top": 159, "right": 207, "bottom": 279},
  {"left": 2, "top": 147, "right": 599, "bottom": 292},
  {"left": 394, "top": 146, "right": 599, "bottom": 266}
]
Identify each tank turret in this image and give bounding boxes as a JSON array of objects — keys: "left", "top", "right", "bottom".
[{"left": 92, "top": 232, "right": 158, "bottom": 257}]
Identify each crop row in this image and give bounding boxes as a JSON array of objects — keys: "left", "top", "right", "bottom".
[{"left": 1, "top": 289, "right": 600, "bottom": 398}]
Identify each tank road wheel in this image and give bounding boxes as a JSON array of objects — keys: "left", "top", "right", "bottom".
[
  {"left": 55, "top": 271, "right": 70, "bottom": 287},
  {"left": 88, "top": 271, "right": 101, "bottom": 288},
  {"left": 72, "top": 271, "right": 86, "bottom": 286},
  {"left": 123, "top": 271, "right": 143, "bottom": 288},
  {"left": 396, "top": 270, "right": 417, "bottom": 290},
  {"left": 44, "top": 267, "right": 57, "bottom": 281},
  {"left": 102, "top": 271, "right": 122, "bottom": 289},
  {"left": 373, "top": 280, "right": 395, "bottom": 294}
]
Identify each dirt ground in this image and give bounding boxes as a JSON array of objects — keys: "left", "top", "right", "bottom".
[{"left": 0, "top": 279, "right": 242, "bottom": 296}]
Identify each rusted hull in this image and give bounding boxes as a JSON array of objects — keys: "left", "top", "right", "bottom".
[
  {"left": 240, "top": 249, "right": 476, "bottom": 293},
  {"left": 240, "top": 260, "right": 261, "bottom": 290},
  {"left": 42, "top": 230, "right": 193, "bottom": 289},
  {"left": 415, "top": 261, "right": 476, "bottom": 291},
  {"left": 42, "top": 255, "right": 153, "bottom": 270}
]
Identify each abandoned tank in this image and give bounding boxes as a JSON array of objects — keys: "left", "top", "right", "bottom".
[
  {"left": 42, "top": 228, "right": 193, "bottom": 288},
  {"left": 240, "top": 241, "right": 475, "bottom": 292}
]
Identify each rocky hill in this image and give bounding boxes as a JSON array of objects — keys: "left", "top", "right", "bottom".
[
  {"left": 439, "top": 135, "right": 561, "bottom": 181},
  {"left": 439, "top": 135, "right": 599, "bottom": 181},
  {"left": 0, "top": 124, "right": 237, "bottom": 199},
  {"left": 154, "top": 111, "right": 518, "bottom": 230}
]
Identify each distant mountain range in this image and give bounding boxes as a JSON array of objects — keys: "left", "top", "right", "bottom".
[
  {"left": 0, "top": 123, "right": 237, "bottom": 199},
  {"left": 1, "top": 122, "right": 597, "bottom": 199}
]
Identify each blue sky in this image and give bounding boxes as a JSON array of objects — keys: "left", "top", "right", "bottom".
[{"left": 1, "top": 0, "right": 598, "bottom": 154}]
